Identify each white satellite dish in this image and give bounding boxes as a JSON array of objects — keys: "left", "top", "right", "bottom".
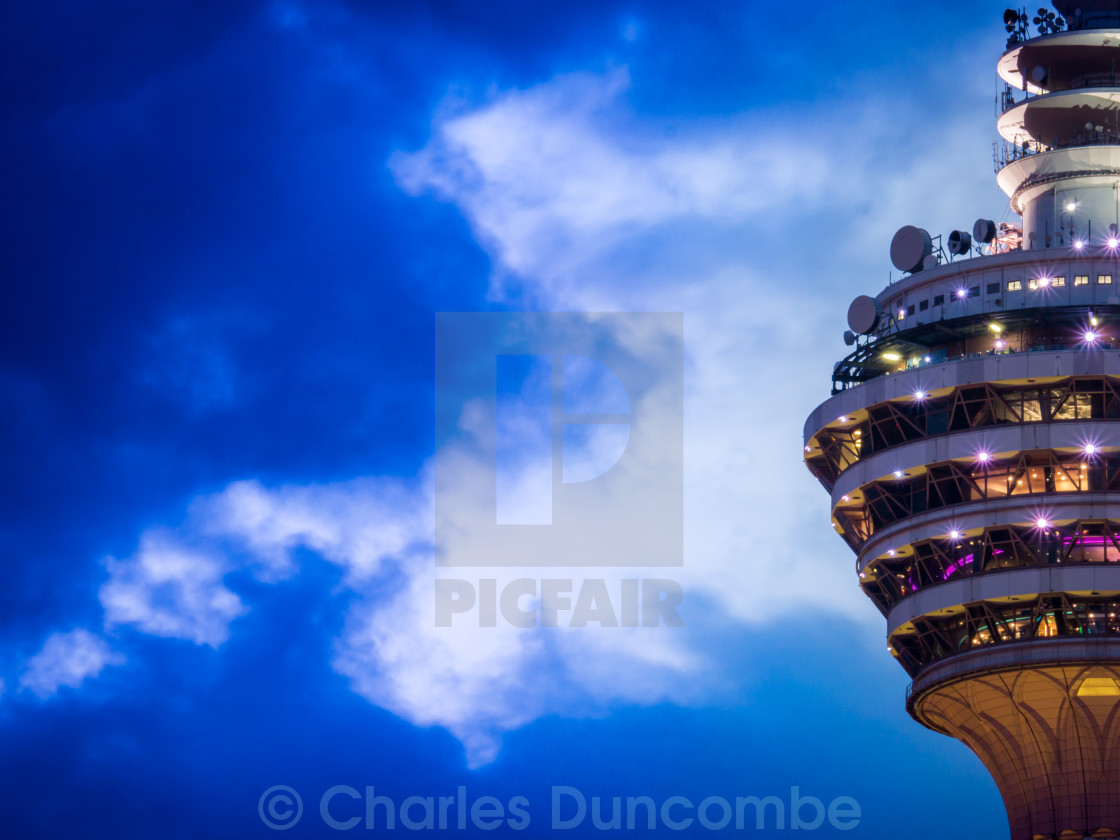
[
  {"left": 948, "top": 229, "right": 973, "bottom": 255},
  {"left": 890, "top": 225, "right": 933, "bottom": 273},
  {"left": 847, "top": 295, "right": 881, "bottom": 335},
  {"left": 973, "top": 219, "right": 996, "bottom": 244}
]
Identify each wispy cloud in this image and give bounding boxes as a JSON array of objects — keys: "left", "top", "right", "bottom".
[
  {"left": 100, "top": 533, "right": 247, "bottom": 647},
  {"left": 21, "top": 629, "right": 124, "bottom": 698}
]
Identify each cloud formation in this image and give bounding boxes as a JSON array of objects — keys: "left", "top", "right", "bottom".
[
  {"left": 21, "top": 629, "right": 124, "bottom": 698},
  {"left": 100, "top": 533, "right": 246, "bottom": 647},
  {"left": 39, "top": 53, "right": 1012, "bottom": 763}
]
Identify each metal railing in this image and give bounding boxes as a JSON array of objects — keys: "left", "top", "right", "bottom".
[{"left": 994, "top": 130, "right": 1120, "bottom": 172}]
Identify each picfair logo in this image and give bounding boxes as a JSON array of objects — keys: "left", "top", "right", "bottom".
[{"left": 434, "top": 312, "right": 683, "bottom": 568}]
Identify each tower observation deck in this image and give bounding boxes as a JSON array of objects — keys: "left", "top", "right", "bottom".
[{"left": 804, "top": 5, "right": 1120, "bottom": 839}]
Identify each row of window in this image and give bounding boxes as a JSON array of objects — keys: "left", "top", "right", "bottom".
[
  {"left": 894, "top": 275, "right": 1113, "bottom": 319},
  {"left": 833, "top": 451, "right": 1120, "bottom": 552},
  {"left": 807, "top": 378, "right": 1120, "bottom": 489},
  {"left": 859, "top": 520, "right": 1120, "bottom": 614},
  {"left": 892, "top": 594, "right": 1120, "bottom": 676}
]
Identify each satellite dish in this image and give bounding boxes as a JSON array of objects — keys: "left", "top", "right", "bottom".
[
  {"left": 847, "top": 295, "right": 881, "bottom": 335},
  {"left": 843, "top": 330, "right": 857, "bottom": 346},
  {"left": 923, "top": 253, "right": 940, "bottom": 270},
  {"left": 948, "top": 229, "right": 973, "bottom": 255},
  {"left": 973, "top": 218, "right": 997, "bottom": 244},
  {"left": 1003, "top": 8, "right": 1017, "bottom": 25},
  {"left": 890, "top": 225, "right": 933, "bottom": 273},
  {"left": 1031, "top": 66, "right": 1048, "bottom": 85},
  {"left": 1086, "top": 122, "right": 1094, "bottom": 130}
]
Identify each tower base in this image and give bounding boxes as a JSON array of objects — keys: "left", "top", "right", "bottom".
[{"left": 911, "top": 653, "right": 1120, "bottom": 840}]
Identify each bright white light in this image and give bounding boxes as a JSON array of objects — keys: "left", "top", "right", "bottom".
[
  {"left": 1074, "top": 239, "right": 1085, "bottom": 250},
  {"left": 893, "top": 470, "right": 903, "bottom": 478},
  {"left": 1036, "top": 517, "right": 1049, "bottom": 529},
  {"left": 955, "top": 288, "right": 968, "bottom": 299},
  {"left": 976, "top": 450, "right": 991, "bottom": 463},
  {"left": 949, "top": 529, "right": 961, "bottom": 540},
  {"left": 924, "top": 355, "right": 931, "bottom": 362},
  {"left": 1066, "top": 201, "right": 1077, "bottom": 212},
  {"left": 1085, "top": 443, "right": 1098, "bottom": 455},
  {"left": 914, "top": 390, "right": 926, "bottom": 400},
  {"left": 1108, "top": 237, "right": 1118, "bottom": 249},
  {"left": 995, "top": 339, "right": 1006, "bottom": 349},
  {"left": 1085, "top": 331, "right": 1099, "bottom": 343}
]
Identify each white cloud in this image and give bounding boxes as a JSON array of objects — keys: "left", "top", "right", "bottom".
[
  {"left": 198, "top": 477, "right": 428, "bottom": 584},
  {"left": 100, "top": 533, "right": 247, "bottom": 647},
  {"left": 21, "top": 629, "right": 124, "bottom": 698}
]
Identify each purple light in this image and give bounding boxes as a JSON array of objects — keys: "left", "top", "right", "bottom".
[
  {"left": 949, "top": 529, "right": 961, "bottom": 540},
  {"left": 943, "top": 554, "right": 975, "bottom": 580},
  {"left": 1085, "top": 443, "right": 1098, "bottom": 456},
  {"left": 1074, "top": 239, "right": 1085, "bottom": 250},
  {"left": 893, "top": 470, "right": 903, "bottom": 479},
  {"left": 976, "top": 450, "right": 992, "bottom": 464},
  {"left": 955, "top": 288, "right": 968, "bottom": 300},
  {"left": 1109, "top": 238, "right": 1119, "bottom": 249},
  {"left": 1085, "top": 330, "right": 1099, "bottom": 344},
  {"left": 1036, "top": 517, "right": 1049, "bottom": 529},
  {"left": 914, "top": 390, "right": 926, "bottom": 400}
]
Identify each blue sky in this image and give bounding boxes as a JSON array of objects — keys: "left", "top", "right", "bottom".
[{"left": 3, "top": 1, "right": 1022, "bottom": 836}]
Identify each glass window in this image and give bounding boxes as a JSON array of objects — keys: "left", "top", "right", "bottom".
[
  {"left": 1100, "top": 275, "right": 1113, "bottom": 285},
  {"left": 933, "top": 294, "right": 944, "bottom": 306},
  {"left": 1075, "top": 275, "right": 1089, "bottom": 286},
  {"left": 1053, "top": 276, "right": 1066, "bottom": 286},
  {"left": 987, "top": 282, "right": 1000, "bottom": 294},
  {"left": 1008, "top": 280, "right": 1022, "bottom": 291},
  {"left": 919, "top": 299, "right": 929, "bottom": 311}
]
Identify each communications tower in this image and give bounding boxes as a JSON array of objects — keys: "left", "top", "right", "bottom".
[{"left": 805, "top": 4, "right": 1120, "bottom": 838}]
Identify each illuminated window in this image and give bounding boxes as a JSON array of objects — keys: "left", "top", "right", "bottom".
[
  {"left": 1007, "top": 280, "right": 1022, "bottom": 291},
  {"left": 1052, "top": 276, "right": 1066, "bottom": 287},
  {"left": 1078, "top": 677, "right": 1120, "bottom": 697},
  {"left": 1075, "top": 275, "right": 1089, "bottom": 286},
  {"left": 1100, "top": 274, "right": 1113, "bottom": 285}
]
